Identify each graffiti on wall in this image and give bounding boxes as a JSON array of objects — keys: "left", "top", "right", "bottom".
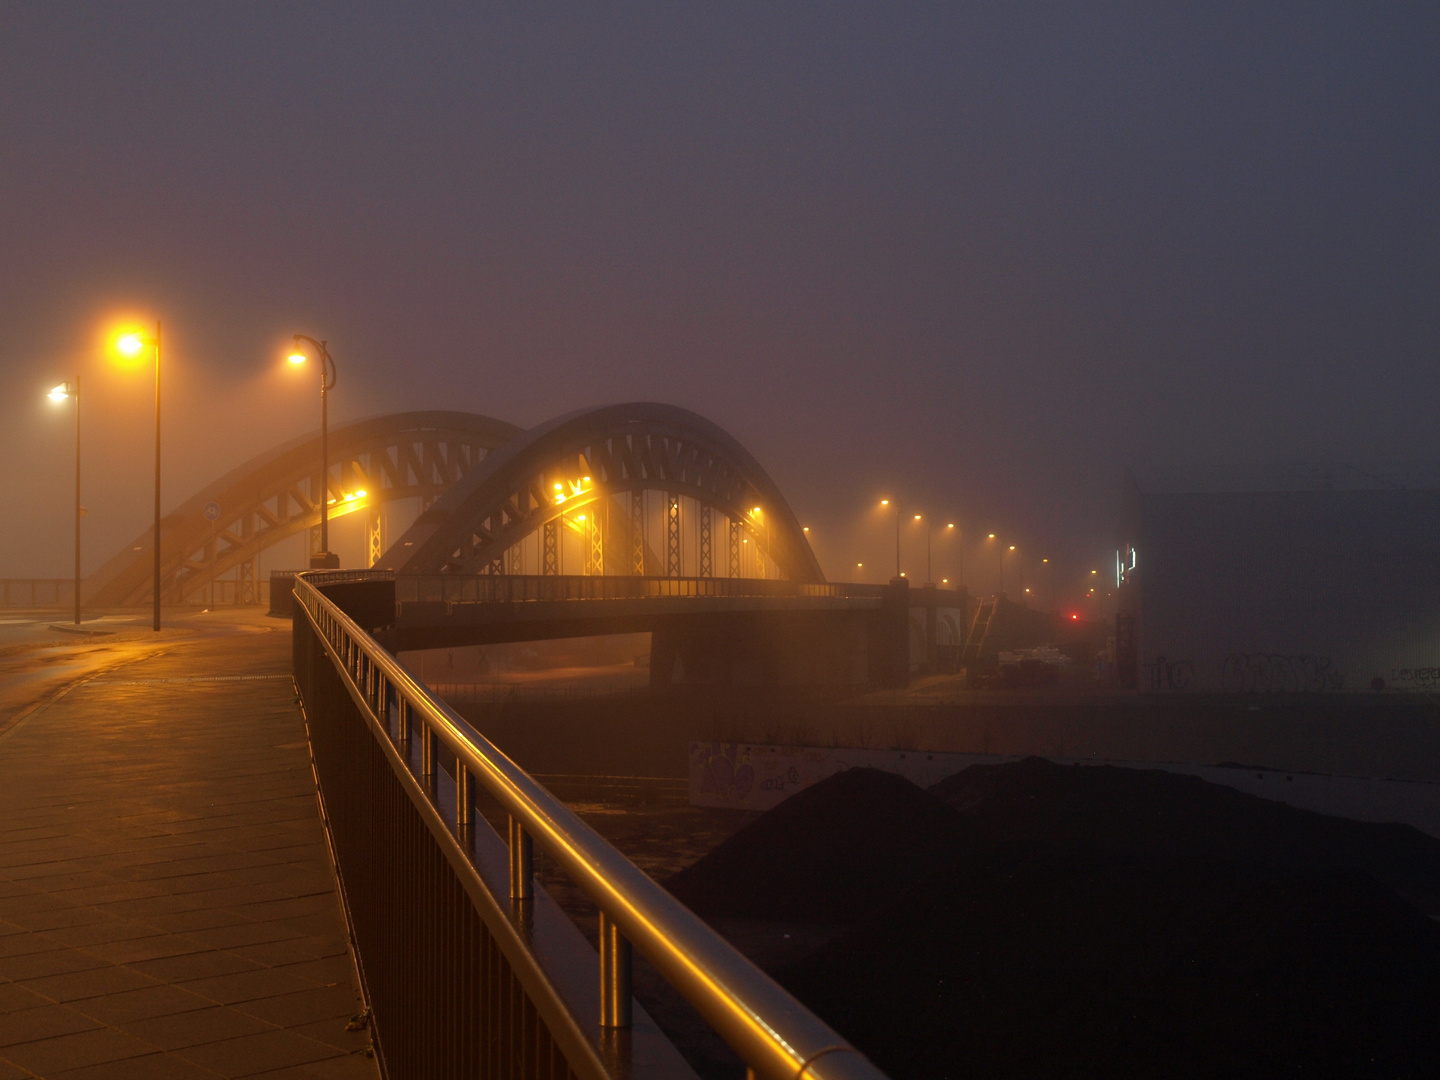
[
  {"left": 1141, "top": 652, "right": 1345, "bottom": 692},
  {"left": 1116, "top": 613, "right": 1138, "bottom": 689},
  {"left": 693, "top": 742, "right": 758, "bottom": 802},
  {"left": 1144, "top": 656, "right": 1195, "bottom": 691},
  {"left": 1221, "top": 652, "right": 1343, "bottom": 693},
  {"left": 1388, "top": 667, "right": 1440, "bottom": 689}
]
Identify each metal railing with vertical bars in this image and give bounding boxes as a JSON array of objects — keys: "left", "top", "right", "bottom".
[
  {"left": 291, "top": 569, "right": 887, "bottom": 1080},
  {"left": 394, "top": 574, "right": 876, "bottom": 605},
  {"left": 0, "top": 579, "right": 76, "bottom": 607}
]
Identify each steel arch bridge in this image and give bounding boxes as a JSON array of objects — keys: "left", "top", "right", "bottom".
[
  {"left": 378, "top": 402, "right": 824, "bottom": 583},
  {"left": 86, "top": 411, "right": 522, "bottom": 607}
]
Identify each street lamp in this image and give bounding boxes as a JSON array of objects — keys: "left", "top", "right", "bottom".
[
  {"left": 288, "top": 336, "right": 340, "bottom": 569},
  {"left": 880, "top": 499, "right": 900, "bottom": 579},
  {"left": 47, "top": 379, "right": 81, "bottom": 625},
  {"left": 117, "top": 322, "right": 162, "bottom": 631},
  {"left": 984, "top": 533, "right": 1015, "bottom": 596},
  {"left": 912, "top": 514, "right": 956, "bottom": 585},
  {"left": 915, "top": 515, "right": 924, "bottom": 582}
]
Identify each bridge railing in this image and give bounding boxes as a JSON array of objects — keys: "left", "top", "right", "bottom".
[
  {"left": 0, "top": 578, "right": 76, "bottom": 607},
  {"left": 292, "top": 570, "right": 886, "bottom": 1080},
  {"left": 397, "top": 572, "right": 884, "bottom": 605}
]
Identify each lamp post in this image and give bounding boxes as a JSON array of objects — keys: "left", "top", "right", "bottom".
[
  {"left": 47, "top": 379, "right": 81, "bottom": 625},
  {"left": 912, "top": 515, "right": 957, "bottom": 585},
  {"left": 288, "top": 336, "right": 340, "bottom": 569},
  {"left": 880, "top": 499, "right": 900, "bottom": 579},
  {"left": 117, "top": 323, "right": 162, "bottom": 630},
  {"left": 986, "top": 533, "right": 1001, "bottom": 596},
  {"left": 914, "top": 515, "right": 925, "bottom": 582}
]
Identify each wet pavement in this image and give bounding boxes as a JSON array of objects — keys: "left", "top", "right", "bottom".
[{"left": 0, "top": 609, "right": 377, "bottom": 1079}]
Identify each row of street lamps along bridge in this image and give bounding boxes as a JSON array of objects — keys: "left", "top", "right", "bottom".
[{"left": 46, "top": 325, "right": 1101, "bottom": 621}]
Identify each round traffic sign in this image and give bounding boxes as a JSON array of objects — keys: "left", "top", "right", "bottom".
[{"left": 203, "top": 502, "right": 221, "bottom": 522}]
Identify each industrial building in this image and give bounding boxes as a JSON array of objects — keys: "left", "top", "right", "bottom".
[{"left": 1117, "top": 466, "right": 1440, "bottom": 692}]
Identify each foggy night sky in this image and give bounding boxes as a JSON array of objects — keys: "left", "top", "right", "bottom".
[{"left": 1, "top": 4, "right": 1437, "bottom": 602}]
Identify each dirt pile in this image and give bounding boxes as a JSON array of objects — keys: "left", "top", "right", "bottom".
[
  {"left": 777, "top": 845, "right": 1440, "bottom": 1079},
  {"left": 664, "top": 767, "right": 968, "bottom": 921},
  {"left": 931, "top": 756, "right": 1440, "bottom": 914},
  {"left": 665, "top": 759, "right": 1440, "bottom": 1079}
]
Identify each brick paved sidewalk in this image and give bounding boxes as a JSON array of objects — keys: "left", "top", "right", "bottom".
[{"left": 0, "top": 617, "right": 379, "bottom": 1079}]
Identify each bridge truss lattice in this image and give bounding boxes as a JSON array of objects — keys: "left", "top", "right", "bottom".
[
  {"left": 378, "top": 402, "right": 824, "bottom": 584},
  {"left": 86, "top": 411, "right": 522, "bottom": 607}
]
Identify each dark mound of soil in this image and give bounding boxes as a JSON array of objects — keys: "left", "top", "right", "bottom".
[
  {"left": 931, "top": 756, "right": 1440, "bottom": 914},
  {"left": 661, "top": 758, "right": 1440, "bottom": 1078},
  {"left": 663, "top": 767, "right": 968, "bottom": 920},
  {"left": 778, "top": 843, "right": 1440, "bottom": 1080}
]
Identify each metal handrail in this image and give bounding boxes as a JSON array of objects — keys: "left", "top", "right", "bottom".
[
  {"left": 0, "top": 578, "right": 78, "bottom": 607},
  {"left": 396, "top": 572, "right": 886, "bottom": 606},
  {"left": 295, "top": 570, "right": 887, "bottom": 1080}
]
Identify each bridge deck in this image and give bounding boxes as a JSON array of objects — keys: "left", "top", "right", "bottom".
[{"left": 0, "top": 614, "right": 376, "bottom": 1080}]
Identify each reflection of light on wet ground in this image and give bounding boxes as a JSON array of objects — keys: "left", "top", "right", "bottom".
[
  {"left": 0, "top": 615, "right": 138, "bottom": 626},
  {"left": 3, "top": 657, "right": 95, "bottom": 690},
  {"left": 0, "top": 650, "right": 119, "bottom": 729}
]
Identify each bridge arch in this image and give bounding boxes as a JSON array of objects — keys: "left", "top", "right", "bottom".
[
  {"left": 87, "top": 411, "right": 522, "bottom": 606},
  {"left": 378, "top": 402, "right": 824, "bottom": 583}
]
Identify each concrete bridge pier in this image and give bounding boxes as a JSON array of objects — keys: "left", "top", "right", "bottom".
[{"left": 649, "top": 580, "right": 911, "bottom": 691}]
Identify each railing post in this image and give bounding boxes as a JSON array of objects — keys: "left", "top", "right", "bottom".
[
  {"left": 456, "top": 757, "right": 474, "bottom": 831},
  {"left": 508, "top": 816, "right": 533, "bottom": 900},
  {"left": 421, "top": 722, "right": 437, "bottom": 795},
  {"left": 599, "top": 911, "right": 632, "bottom": 1028}
]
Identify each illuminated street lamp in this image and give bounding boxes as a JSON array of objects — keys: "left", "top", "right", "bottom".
[
  {"left": 880, "top": 499, "right": 900, "bottom": 579},
  {"left": 984, "top": 533, "right": 1015, "bottom": 596},
  {"left": 116, "top": 323, "right": 162, "bottom": 630},
  {"left": 912, "top": 514, "right": 955, "bottom": 586},
  {"left": 288, "top": 336, "right": 340, "bottom": 568},
  {"left": 47, "top": 379, "right": 81, "bottom": 625}
]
